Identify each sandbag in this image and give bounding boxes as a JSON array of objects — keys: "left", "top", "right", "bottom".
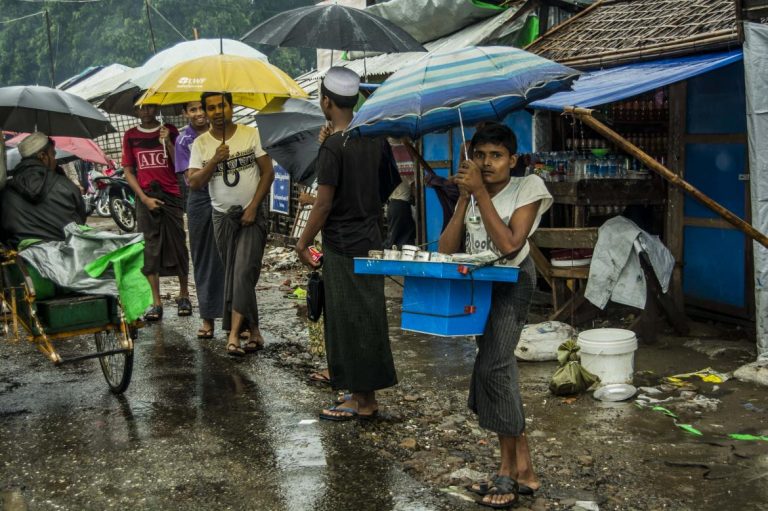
[{"left": 516, "top": 321, "right": 575, "bottom": 361}]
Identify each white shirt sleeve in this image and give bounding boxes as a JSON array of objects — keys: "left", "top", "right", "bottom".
[
  {"left": 252, "top": 128, "right": 267, "bottom": 158},
  {"left": 517, "top": 175, "right": 554, "bottom": 215},
  {"left": 189, "top": 137, "right": 204, "bottom": 170}
]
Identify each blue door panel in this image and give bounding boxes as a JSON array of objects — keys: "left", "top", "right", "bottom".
[
  {"left": 683, "top": 226, "right": 746, "bottom": 308},
  {"left": 683, "top": 143, "right": 746, "bottom": 219},
  {"left": 423, "top": 131, "right": 451, "bottom": 251}
]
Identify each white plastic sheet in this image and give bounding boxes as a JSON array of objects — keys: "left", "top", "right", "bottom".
[{"left": 744, "top": 22, "right": 768, "bottom": 361}]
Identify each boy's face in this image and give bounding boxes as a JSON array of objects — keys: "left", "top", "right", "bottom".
[
  {"left": 472, "top": 142, "right": 517, "bottom": 187},
  {"left": 136, "top": 104, "right": 158, "bottom": 123},
  {"left": 184, "top": 101, "right": 208, "bottom": 129}
]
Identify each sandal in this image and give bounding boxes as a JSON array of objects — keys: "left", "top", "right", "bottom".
[
  {"left": 466, "top": 475, "right": 500, "bottom": 496},
  {"left": 226, "top": 342, "right": 245, "bottom": 357},
  {"left": 243, "top": 338, "right": 264, "bottom": 353},
  {"left": 144, "top": 305, "right": 163, "bottom": 322},
  {"left": 308, "top": 370, "right": 331, "bottom": 384},
  {"left": 319, "top": 405, "right": 378, "bottom": 422},
  {"left": 197, "top": 328, "right": 214, "bottom": 339},
  {"left": 476, "top": 475, "right": 519, "bottom": 509},
  {"left": 177, "top": 297, "right": 193, "bottom": 317}
]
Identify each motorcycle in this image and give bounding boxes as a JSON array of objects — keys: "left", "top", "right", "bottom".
[
  {"left": 107, "top": 170, "right": 137, "bottom": 233},
  {"left": 90, "top": 174, "right": 113, "bottom": 217}
]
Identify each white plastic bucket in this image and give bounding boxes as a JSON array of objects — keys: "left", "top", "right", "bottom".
[{"left": 577, "top": 328, "right": 638, "bottom": 385}]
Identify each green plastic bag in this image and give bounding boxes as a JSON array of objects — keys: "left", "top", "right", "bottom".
[{"left": 549, "top": 340, "right": 600, "bottom": 396}]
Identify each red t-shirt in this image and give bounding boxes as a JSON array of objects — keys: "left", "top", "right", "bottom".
[{"left": 121, "top": 124, "right": 180, "bottom": 196}]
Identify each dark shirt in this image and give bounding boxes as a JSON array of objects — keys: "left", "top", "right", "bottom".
[
  {"left": 317, "top": 132, "right": 398, "bottom": 257},
  {"left": 0, "top": 159, "right": 86, "bottom": 247}
]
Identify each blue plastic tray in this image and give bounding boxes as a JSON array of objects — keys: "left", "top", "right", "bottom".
[
  {"left": 353, "top": 258, "right": 520, "bottom": 337},
  {"left": 353, "top": 258, "right": 520, "bottom": 282}
]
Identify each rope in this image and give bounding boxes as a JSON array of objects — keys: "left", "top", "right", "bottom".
[{"left": 0, "top": 11, "right": 44, "bottom": 24}]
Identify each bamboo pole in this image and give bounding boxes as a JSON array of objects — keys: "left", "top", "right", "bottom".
[
  {"left": 565, "top": 107, "right": 768, "bottom": 249},
  {"left": 560, "top": 32, "right": 737, "bottom": 67}
]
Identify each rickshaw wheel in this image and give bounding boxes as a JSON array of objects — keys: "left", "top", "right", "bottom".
[{"left": 94, "top": 326, "right": 135, "bottom": 394}]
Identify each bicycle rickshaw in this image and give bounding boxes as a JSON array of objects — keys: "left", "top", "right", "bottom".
[{"left": 0, "top": 247, "right": 137, "bottom": 394}]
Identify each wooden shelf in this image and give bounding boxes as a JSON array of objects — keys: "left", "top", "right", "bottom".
[{"left": 546, "top": 178, "right": 666, "bottom": 206}]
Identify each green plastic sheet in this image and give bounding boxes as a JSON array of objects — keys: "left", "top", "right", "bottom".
[{"left": 85, "top": 242, "right": 152, "bottom": 323}]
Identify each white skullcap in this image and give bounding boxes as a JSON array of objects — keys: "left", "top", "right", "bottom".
[
  {"left": 323, "top": 67, "right": 360, "bottom": 97},
  {"left": 18, "top": 132, "right": 51, "bottom": 158}
]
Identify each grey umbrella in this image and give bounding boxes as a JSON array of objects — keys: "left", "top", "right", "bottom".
[
  {"left": 5, "top": 146, "right": 77, "bottom": 170},
  {"left": 0, "top": 85, "right": 116, "bottom": 138},
  {"left": 241, "top": 4, "right": 426, "bottom": 53},
  {"left": 256, "top": 98, "right": 325, "bottom": 185}
]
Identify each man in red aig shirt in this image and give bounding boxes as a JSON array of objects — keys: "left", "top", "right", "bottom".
[{"left": 122, "top": 101, "right": 191, "bottom": 321}]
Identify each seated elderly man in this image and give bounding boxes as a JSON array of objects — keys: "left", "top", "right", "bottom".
[{"left": 1, "top": 132, "right": 86, "bottom": 247}]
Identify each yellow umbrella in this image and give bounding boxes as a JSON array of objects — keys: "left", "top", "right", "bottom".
[{"left": 137, "top": 54, "right": 307, "bottom": 110}]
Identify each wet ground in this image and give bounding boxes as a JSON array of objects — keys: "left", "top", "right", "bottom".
[{"left": 1, "top": 218, "right": 767, "bottom": 510}]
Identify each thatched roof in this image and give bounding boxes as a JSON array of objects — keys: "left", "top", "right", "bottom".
[{"left": 526, "top": 0, "right": 739, "bottom": 69}]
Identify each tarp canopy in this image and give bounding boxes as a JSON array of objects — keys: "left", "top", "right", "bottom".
[
  {"left": 531, "top": 50, "right": 743, "bottom": 111},
  {"left": 744, "top": 22, "right": 768, "bottom": 361}
]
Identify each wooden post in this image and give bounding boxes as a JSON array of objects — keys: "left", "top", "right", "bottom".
[
  {"left": 666, "top": 82, "right": 687, "bottom": 311},
  {"left": 565, "top": 106, "right": 768, "bottom": 249}
]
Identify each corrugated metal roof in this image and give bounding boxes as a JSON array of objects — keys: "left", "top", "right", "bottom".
[{"left": 294, "top": 3, "right": 529, "bottom": 96}]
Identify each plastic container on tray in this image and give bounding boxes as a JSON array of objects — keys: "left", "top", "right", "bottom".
[{"left": 353, "top": 258, "right": 520, "bottom": 337}]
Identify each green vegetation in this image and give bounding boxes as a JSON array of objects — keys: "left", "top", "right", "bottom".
[{"left": 0, "top": 0, "right": 316, "bottom": 86}]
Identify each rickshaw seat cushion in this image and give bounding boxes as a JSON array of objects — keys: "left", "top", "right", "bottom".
[
  {"left": 4, "top": 263, "right": 58, "bottom": 300},
  {"left": 26, "top": 265, "right": 58, "bottom": 300}
]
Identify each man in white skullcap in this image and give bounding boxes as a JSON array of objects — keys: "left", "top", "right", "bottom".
[
  {"left": 1, "top": 132, "right": 86, "bottom": 247},
  {"left": 296, "top": 67, "right": 401, "bottom": 421}
]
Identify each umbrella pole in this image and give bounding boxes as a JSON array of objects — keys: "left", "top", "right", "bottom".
[
  {"left": 457, "top": 108, "right": 479, "bottom": 223},
  {"left": 158, "top": 111, "right": 168, "bottom": 159}
]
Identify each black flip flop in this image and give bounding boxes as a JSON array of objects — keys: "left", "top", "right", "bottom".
[
  {"left": 476, "top": 475, "right": 519, "bottom": 509},
  {"left": 144, "top": 305, "right": 163, "bottom": 322},
  {"left": 177, "top": 297, "right": 193, "bottom": 317},
  {"left": 226, "top": 342, "right": 245, "bottom": 357},
  {"left": 518, "top": 483, "right": 535, "bottom": 496}
]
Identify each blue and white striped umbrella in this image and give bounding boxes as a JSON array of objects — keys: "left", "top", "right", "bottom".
[{"left": 347, "top": 46, "right": 579, "bottom": 139}]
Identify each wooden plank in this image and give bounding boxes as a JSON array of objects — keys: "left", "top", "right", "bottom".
[
  {"left": 531, "top": 227, "right": 599, "bottom": 249},
  {"left": 682, "top": 133, "right": 747, "bottom": 144},
  {"left": 425, "top": 160, "right": 452, "bottom": 169},
  {"left": 666, "top": 81, "right": 686, "bottom": 313},
  {"left": 546, "top": 179, "right": 666, "bottom": 206},
  {"left": 683, "top": 216, "right": 737, "bottom": 230},
  {"left": 549, "top": 267, "right": 591, "bottom": 279}
]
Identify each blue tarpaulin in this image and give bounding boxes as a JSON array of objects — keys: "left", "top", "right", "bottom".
[{"left": 530, "top": 50, "right": 743, "bottom": 111}]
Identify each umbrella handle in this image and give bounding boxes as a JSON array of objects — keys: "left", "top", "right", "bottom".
[
  {"left": 457, "top": 108, "right": 479, "bottom": 222},
  {"left": 0, "top": 133, "right": 7, "bottom": 191},
  {"left": 222, "top": 165, "right": 240, "bottom": 187},
  {"left": 158, "top": 112, "right": 168, "bottom": 160}
]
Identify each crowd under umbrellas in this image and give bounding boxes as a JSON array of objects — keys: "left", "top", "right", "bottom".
[{"left": 0, "top": 3, "right": 587, "bottom": 509}]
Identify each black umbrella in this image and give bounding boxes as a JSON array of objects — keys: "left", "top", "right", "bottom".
[
  {"left": 256, "top": 98, "right": 325, "bottom": 186},
  {"left": 241, "top": 4, "right": 426, "bottom": 53},
  {"left": 0, "top": 86, "right": 116, "bottom": 138}
]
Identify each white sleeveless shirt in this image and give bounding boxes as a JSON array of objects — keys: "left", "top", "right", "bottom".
[{"left": 464, "top": 175, "right": 553, "bottom": 266}]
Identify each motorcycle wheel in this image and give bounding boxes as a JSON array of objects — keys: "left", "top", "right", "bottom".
[
  {"left": 109, "top": 197, "right": 136, "bottom": 232},
  {"left": 95, "top": 195, "right": 111, "bottom": 217}
]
